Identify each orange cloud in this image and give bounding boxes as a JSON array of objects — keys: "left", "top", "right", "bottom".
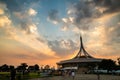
[
  {"left": 0, "top": 16, "right": 11, "bottom": 28},
  {"left": 0, "top": 8, "right": 4, "bottom": 14}
]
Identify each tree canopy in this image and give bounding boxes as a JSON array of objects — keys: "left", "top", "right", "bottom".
[{"left": 99, "top": 59, "right": 116, "bottom": 72}]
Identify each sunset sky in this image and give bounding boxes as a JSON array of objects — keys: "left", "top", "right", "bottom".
[{"left": 0, "top": 0, "right": 120, "bottom": 67}]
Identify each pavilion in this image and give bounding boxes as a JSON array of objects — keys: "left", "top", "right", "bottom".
[{"left": 57, "top": 36, "right": 103, "bottom": 73}]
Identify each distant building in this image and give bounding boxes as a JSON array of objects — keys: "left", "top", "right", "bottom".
[{"left": 57, "top": 36, "right": 103, "bottom": 73}]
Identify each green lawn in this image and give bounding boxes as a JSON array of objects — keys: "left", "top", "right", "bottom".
[
  {"left": 0, "top": 72, "right": 41, "bottom": 80},
  {"left": 0, "top": 72, "right": 10, "bottom": 80}
]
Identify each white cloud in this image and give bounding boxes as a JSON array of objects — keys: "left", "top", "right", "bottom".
[
  {"left": 67, "top": 9, "right": 75, "bottom": 15},
  {"left": 28, "top": 8, "right": 37, "bottom": 16},
  {"left": 62, "top": 18, "right": 69, "bottom": 23},
  {"left": 0, "top": 3, "right": 10, "bottom": 28},
  {"left": 62, "top": 17, "right": 74, "bottom": 24},
  {"left": 0, "top": 6, "right": 57, "bottom": 58},
  {"left": 29, "top": 24, "right": 37, "bottom": 33},
  {"left": 60, "top": 40, "right": 71, "bottom": 49},
  {"left": 0, "top": 16, "right": 11, "bottom": 28},
  {"left": 52, "top": 20, "right": 58, "bottom": 24}
]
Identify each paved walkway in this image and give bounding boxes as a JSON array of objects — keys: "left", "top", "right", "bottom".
[{"left": 30, "top": 74, "right": 120, "bottom": 80}]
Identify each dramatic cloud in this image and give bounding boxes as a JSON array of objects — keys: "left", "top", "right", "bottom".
[
  {"left": 0, "top": 0, "right": 58, "bottom": 66},
  {"left": 48, "top": 39, "right": 79, "bottom": 57},
  {"left": 0, "top": 3, "right": 10, "bottom": 28},
  {"left": 59, "top": 0, "right": 120, "bottom": 32},
  {"left": 0, "top": 0, "right": 120, "bottom": 67},
  {"left": 0, "top": 38, "right": 58, "bottom": 66},
  {"left": 53, "top": 0, "right": 120, "bottom": 60},
  {"left": 94, "top": 0, "right": 120, "bottom": 13},
  {"left": 83, "top": 12, "right": 120, "bottom": 59},
  {"left": 46, "top": 0, "right": 120, "bottom": 60},
  {"left": 19, "top": 21, "right": 38, "bottom": 35},
  {"left": 0, "top": 3, "right": 17, "bottom": 39}
]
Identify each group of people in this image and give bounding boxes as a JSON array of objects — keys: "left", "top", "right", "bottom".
[
  {"left": 62, "top": 70, "right": 75, "bottom": 80},
  {"left": 10, "top": 68, "right": 76, "bottom": 80}
]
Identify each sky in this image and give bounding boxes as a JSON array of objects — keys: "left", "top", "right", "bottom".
[{"left": 0, "top": 0, "right": 120, "bottom": 67}]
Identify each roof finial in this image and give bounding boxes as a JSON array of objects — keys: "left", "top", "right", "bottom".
[{"left": 74, "top": 34, "right": 93, "bottom": 58}]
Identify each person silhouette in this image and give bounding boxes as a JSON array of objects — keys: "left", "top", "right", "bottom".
[
  {"left": 10, "top": 67, "right": 16, "bottom": 80},
  {"left": 97, "top": 72, "right": 100, "bottom": 80},
  {"left": 71, "top": 71, "right": 75, "bottom": 80}
]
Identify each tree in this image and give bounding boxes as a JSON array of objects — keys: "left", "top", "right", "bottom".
[
  {"left": 21, "top": 63, "right": 28, "bottom": 70},
  {"left": 44, "top": 65, "right": 50, "bottom": 69},
  {"left": 0, "top": 66, "right": 1, "bottom": 71},
  {"left": 28, "top": 64, "right": 39, "bottom": 72},
  {"left": 34, "top": 64, "right": 39, "bottom": 71},
  {"left": 51, "top": 66, "right": 55, "bottom": 70},
  {"left": 117, "top": 57, "right": 120, "bottom": 65},
  {"left": 99, "top": 59, "right": 116, "bottom": 73},
  {"left": 1, "top": 64, "right": 9, "bottom": 72},
  {"left": 18, "top": 63, "right": 28, "bottom": 75},
  {"left": 28, "top": 66, "right": 35, "bottom": 71},
  {"left": 9, "top": 65, "right": 15, "bottom": 70},
  {"left": 16, "top": 65, "right": 23, "bottom": 72}
]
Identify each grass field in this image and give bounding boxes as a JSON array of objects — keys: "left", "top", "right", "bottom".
[
  {"left": 1, "top": 72, "right": 120, "bottom": 80},
  {"left": 30, "top": 74, "right": 120, "bottom": 80},
  {"left": 0, "top": 72, "right": 41, "bottom": 80},
  {"left": 0, "top": 72, "right": 10, "bottom": 80}
]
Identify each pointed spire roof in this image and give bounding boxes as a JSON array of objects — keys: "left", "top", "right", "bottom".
[
  {"left": 74, "top": 35, "right": 93, "bottom": 58},
  {"left": 56, "top": 35, "right": 103, "bottom": 65}
]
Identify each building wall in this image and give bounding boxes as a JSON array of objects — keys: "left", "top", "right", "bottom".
[{"left": 57, "top": 62, "right": 101, "bottom": 73}]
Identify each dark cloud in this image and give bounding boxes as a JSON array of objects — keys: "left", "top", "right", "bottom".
[
  {"left": 65, "top": 0, "right": 120, "bottom": 31},
  {"left": 20, "top": 21, "right": 31, "bottom": 34},
  {"left": 66, "top": 0, "right": 102, "bottom": 31},
  {"left": 12, "top": 54, "right": 31, "bottom": 59},
  {"left": 48, "top": 39, "right": 78, "bottom": 57},
  {"left": 48, "top": 9, "right": 61, "bottom": 24},
  {"left": 0, "top": 0, "right": 39, "bottom": 31},
  {"left": 0, "top": 0, "right": 24, "bottom": 12},
  {"left": 94, "top": 0, "right": 120, "bottom": 13},
  {"left": 70, "top": 1, "right": 93, "bottom": 22},
  {"left": 0, "top": 0, "right": 40, "bottom": 12},
  {"left": 19, "top": 19, "right": 38, "bottom": 35},
  {"left": 36, "top": 37, "right": 45, "bottom": 43},
  {"left": 68, "top": 1, "right": 89, "bottom": 24}
]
